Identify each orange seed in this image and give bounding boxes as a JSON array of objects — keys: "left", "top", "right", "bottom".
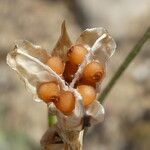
[
  {"left": 67, "top": 45, "right": 88, "bottom": 65},
  {"left": 77, "top": 85, "right": 96, "bottom": 106},
  {"left": 63, "top": 61, "right": 78, "bottom": 83},
  {"left": 82, "top": 61, "right": 104, "bottom": 83},
  {"left": 37, "top": 82, "right": 60, "bottom": 103},
  {"left": 54, "top": 91, "right": 75, "bottom": 115},
  {"left": 46, "top": 56, "right": 65, "bottom": 75}
]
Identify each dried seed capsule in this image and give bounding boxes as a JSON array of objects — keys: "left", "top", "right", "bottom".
[
  {"left": 77, "top": 85, "right": 96, "bottom": 106},
  {"left": 67, "top": 45, "right": 88, "bottom": 65},
  {"left": 63, "top": 61, "right": 78, "bottom": 83},
  {"left": 37, "top": 82, "right": 60, "bottom": 103},
  {"left": 54, "top": 91, "right": 75, "bottom": 115},
  {"left": 82, "top": 61, "right": 104, "bottom": 83},
  {"left": 46, "top": 56, "right": 65, "bottom": 75}
]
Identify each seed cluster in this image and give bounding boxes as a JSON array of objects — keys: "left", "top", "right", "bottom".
[{"left": 37, "top": 44, "right": 105, "bottom": 115}]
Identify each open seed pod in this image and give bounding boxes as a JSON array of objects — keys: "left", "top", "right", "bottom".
[{"left": 7, "top": 21, "right": 116, "bottom": 150}]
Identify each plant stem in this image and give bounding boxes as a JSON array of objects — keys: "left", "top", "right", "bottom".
[
  {"left": 99, "top": 27, "right": 150, "bottom": 103},
  {"left": 48, "top": 114, "right": 57, "bottom": 126}
]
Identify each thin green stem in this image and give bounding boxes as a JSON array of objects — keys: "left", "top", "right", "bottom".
[
  {"left": 48, "top": 114, "right": 57, "bottom": 126},
  {"left": 99, "top": 27, "right": 150, "bottom": 103}
]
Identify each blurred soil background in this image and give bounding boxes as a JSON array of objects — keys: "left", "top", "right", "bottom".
[{"left": 0, "top": 0, "right": 150, "bottom": 150}]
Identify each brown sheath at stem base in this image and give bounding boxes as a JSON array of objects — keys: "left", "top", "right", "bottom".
[{"left": 40, "top": 126, "right": 84, "bottom": 150}]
